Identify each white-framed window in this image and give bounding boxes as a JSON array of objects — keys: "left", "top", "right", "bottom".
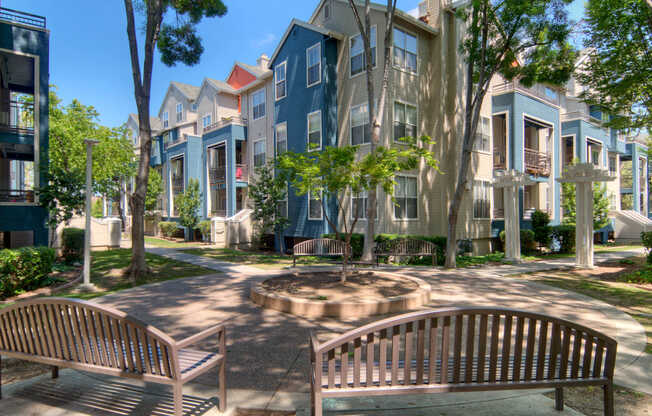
[
  {"left": 307, "top": 110, "right": 322, "bottom": 151},
  {"left": 191, "top": 102, "right": 198, "bottom": 112},
  {"left": 163, "top": 111, "right": 169, "bottom": 128},
  {"left": 350, "top": 26, "right": 376, "bottom": 77},
  {"left": 176, "top": 103, "right": 183, "bottom": 122},
  {"left": 275, "top": 61, "right": 287, "bottom": 100},
  {"left": 394, "top": 175, "right": 417, "bottom": 219},
  {"left": 609, "top": 155, "right": 617, "bottom": 175},
  {"left": 252, "top": 88, "right": 266, "bottom": 120},
  {"left": 473, "top": 116, "right": 491, "bottom": 153},
  {"left": 276, "top": 122, "right": 287, "bottom": 155},
  {"left": 473, "top": 180, "right": 491, "bottom": 219},
  {"left": 308, "top": 190, "right": 323, "bottom": 220},
  {"left": 254, "top": 139, "right": 266, "bottom": 167},
  {"left": 162, "top": 131, "right": 170, "bottom": 144},
  {"left": 587, "top": 139, "right": 602, "bottom": 167},
  {"left": 306, "top": 43, "right": 321, "bottom": 87},
  {"left": 351, "top": 103, "right": 370, "bottom": 145},
  {"left": 277, "top": 184, "right": 288, "bottom": 218},
  {"left": 393, "top": 101, "right": 417, "bottom": 142},
  {"left": 351, "top": 189, "right": 377, "bottom": 220},
  {"left": 202, "top": 114, "right": 212, "bottom": 130},
  {"left": 393, "top": 27, "right": 417, "bottom": 74}
]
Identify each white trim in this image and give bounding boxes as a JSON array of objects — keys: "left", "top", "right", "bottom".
[
  {"left": 349, "top": 25, "right": 377, "bottom": 79},
  {"left": 307, "top": 110, "right": 322, "bottom": 151},
  {"left": 392, "top": 173, "right": 419, "bottom": 221},
  {"left": 202, "top": 113, "right": 212, "bottom": 131},
  {"left": 522, "top": 112, "right": 554, "bottom": 172},
  {"left": 251, "top": 87, "right": 266, "bottom": 120},
  {"left": 392, "top": 25, "right": 419, "bottom": 76},
  {"left": 275, "top": 61, "right": 287, "bottom": 101},
  {"left": 278, "top": 183, "right": 289, "bottom": 219},
  {"left": 306, "top": 42, "right": 322, "bottom": 88},
  {"left": 472, "top": 115, "right": 492, "bottom": 154},
  {"left": 275, "top": 121, "right": 288, "bottom": 155},
  {"left": 308, "top": 190, "right": 324, "bottom": 220},
  {"left": 269, "top": 18, "right": 344, "bottom": 66},
  {"left": 586, "top": 136, "right": 605, "bottom": 167},
  {"left": 350, "top": 102, "right": 370, "bottom": 146},
  {"left": 393, "top": 100, "right": 418, "bottom": 143},
  {"left": 253, "top": 137, "right": 267, "bottom": 167},
  {"left": 492, "top": 111, "right": 510, "bottom": 170},
  {"left": 472, "top": 179, "right": 492, "bottom": 220},
  {"left": 560, "top": 133, "right": 577, "bottom": 173}
]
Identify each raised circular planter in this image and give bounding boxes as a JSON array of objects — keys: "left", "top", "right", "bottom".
[{"left": 250, "top": 271, "right": 431, "bottom": 319}]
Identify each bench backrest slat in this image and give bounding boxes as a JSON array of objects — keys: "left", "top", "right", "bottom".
[
  {"left": 313, "top": 308, "right": 617, "bottom": 389},
  {"left": 375, "top": 239, "right": 435, "bottom": 255},
  {"left": 0, "top": 298, "right": 179, "bottom": 380},
  {"left": 293, "top": 238, "right": 349, "bottom": 256}
]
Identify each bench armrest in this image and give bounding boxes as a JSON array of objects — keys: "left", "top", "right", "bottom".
[
  {"left": 176, "top": 320, "right": 228, "bottom": 350},
  {"left": 309, "top": 332, "right": 320, "bottom": 360}
]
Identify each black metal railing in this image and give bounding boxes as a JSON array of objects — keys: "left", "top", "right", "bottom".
[
  {"left": 209, "top": 164, "right": 248, "bottom": 183},
  {"left": 0, "top": 100, "right": 34, "bottom": 134},
  {"left": 493, "top": 208, "right": 504, "bottom": 219},
  {"left": 0, "top": 189, "right": 35, "bottom": 203},
  {"left": 172, "top": 177, "right": 184, "bottom": 193},
  {"left": 0, "top": 7, "right": 46, "bottom": 28}
]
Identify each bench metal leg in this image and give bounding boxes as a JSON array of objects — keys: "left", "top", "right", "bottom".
[
  {"left": 603, "top": 383, "right": 614, "bottom": 416},
  {"left": 51, "top": 366, "right": 59, "bottom": 379},
  {"left": 173, "top": 383, "right": 183, "bottom": 416},
  {"left": 218, "top": 360, "right": 226, "bottom": 412},
  {"left": 554, "top": 387, "right": 563, "bottom": 411}
]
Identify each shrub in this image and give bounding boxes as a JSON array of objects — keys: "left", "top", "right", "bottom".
[
  {"left": 91, "top": 199, "right": 104, "bottom": 218},
  {"left": 551, "top": 225, "right": 576, "bottom": 253},
  {"left": 198, "top": 220, "right": 212, "bottom": 241},
  {"left": 159, "top": 221, "right": 179, "bottom": 238},
  {"left": 641, "top": 231, "right": 652, "bottom": 264},
  {"left": 323, "top": 233, "right": 364, "bottom": 258},
  {"left": 62, "top": 227, "right": 84, "bottom": 264},
  {"left": 531, "top": 209, "right": 551, "bottom": 248},
  {"left": 0, "top": 247, "right": 56, "bottom": 299},
  {"left": 499, "top": 230, "right": 536, "bottom": 254},
  {"left": 375, "top": 234, "right": 447, "bottom": 265}
]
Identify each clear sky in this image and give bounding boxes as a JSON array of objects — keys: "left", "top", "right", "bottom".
[{"left": 7, "top": 0, "right": 584, "bottom": 128}]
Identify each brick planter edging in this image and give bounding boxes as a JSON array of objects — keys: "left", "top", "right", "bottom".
[{"left": 250, "top": 271, "right": 431, "bottom": 318}]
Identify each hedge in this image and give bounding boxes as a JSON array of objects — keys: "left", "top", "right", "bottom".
[
  {"left": 551, "top": 225, "right": 575, "bottom": 254},
  {"left": 322, "top": 233, "right": 364, "bottom": 258},
  {"left": 159, "top": 221, "right": 179, "bottom": 238},
  {"left": 499, "top": 229, "right": 535, "bottom": 254},
  {"left": 0, "top": 247, "right": 56, "bottom": 299},
  {"left": 198, "top": 220, "right": 212, "bottom": 241},
  {"left": 375, "top": 234, "right": 447, "bottom": 265},
  {"left": 62, "top": 227, "right": 84, "bottom": 264}
]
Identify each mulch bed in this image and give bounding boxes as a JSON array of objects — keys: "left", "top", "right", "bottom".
[{"left": 544, "top": 386, "right": 652, "bottom": 416}]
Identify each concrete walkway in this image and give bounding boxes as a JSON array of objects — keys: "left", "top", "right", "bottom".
[{"left": 1, "top": 247, "right": 648, "bottom": 415}]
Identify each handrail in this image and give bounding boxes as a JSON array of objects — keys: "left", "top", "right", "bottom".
[
  {"left": 203, "top": 116, "right": 247, "bottom": 134},
  {"left": 0, "top": 7, "right": 46, "bottom": 28}
]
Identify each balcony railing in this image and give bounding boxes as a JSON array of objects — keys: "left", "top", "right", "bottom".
[
  {"left": 0, "top": 7, "right": 46, "bottom": 28},
  {"left": 164, "top": 133, "right": 189, "bottom": 150},
  {"left": 211, "top": 209, "right": 227, "bottom": 218},
  {"left": 524, "top": 148, "right": 551, "bottom": 176},
  {"left": 235, "top": 164, "right": 248, "bottom": 182},
  {"left": 561, "top": 110, "right": 605, "bottom": 127},
  {"left": 0, "top": 189, "right": 35, "bottom": 203},
  {"left": 493, "top": 208, "right": 504, "bottom": 219},
  {"left": 203, "top": 116, "right": 247, "bottom": 134},
  {"left": 0, "top": 100, "right": 34, "bottom": 135},
  {"left": 493, "top": 80, "right": 560, "bottom": 106},
  {"left": 493, "top": 148, "right": 507, "bottom": 170},
  {"left": 209, "top": 164, "right": 249, "bottom": 183},
  {"left": 172, "top": 177, "right": 184, "bottom": 193},
  {"left": 620, "top": 174, "right": 633, "bottom": 189}
]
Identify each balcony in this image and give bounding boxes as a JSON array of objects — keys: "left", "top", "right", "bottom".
[
  {"left": 0, "top": 189, "right": 34, "bottom": 203},
  {"left": 561, "top": 110, "right": 605, "bottom": 127},
  {"left": 209, "top": 164, "right": 248, "bottom": 183},
  {"left": 0, "top": 7, "right": 46, "bottom": 29},
  {"left": 172, "top": 177, "right": 184, "bottom": 193},
  {"left": 493, "top": 148, "right": 507, "bottom": 170},
  {"left": 493, "top": 80, "right": 560, "bottom": 106},
  {"left": 493, "top": 208, "right": 504, "bottom": 219},
  {"left": 524, "top": 148, "right": 551, "bottom": 176},
  {"left": 164, "top": 133, "right": 188, "bottom": 150},
  {"left": 0, "top": 99, "right": 34, "bottom": 135},
  {"left": 203, "top": 116, "right": 247, "bottom": 134}
]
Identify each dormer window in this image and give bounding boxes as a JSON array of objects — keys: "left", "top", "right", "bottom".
[
  {"left": 176, "top": 103, "right": 183, "bottom": 122},
  {"left": 163, "top": 111, "right": 169, "bottom": 128}
]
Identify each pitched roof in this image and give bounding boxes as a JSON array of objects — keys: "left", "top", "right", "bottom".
[
  {"left": 269, "top": 18, "right": 345, "bottom": 66},
  {"left": 237, "top": 61, "right": 271, "bottom": 78},
  {"left": 127, "top": 113, "right": 162, "bottom": 132},
  {"left": 205, "top": 77, "right": 237, "bottom": 93},
  {"left": 171, "top": 81, "right": 200, "bottom": 100}
]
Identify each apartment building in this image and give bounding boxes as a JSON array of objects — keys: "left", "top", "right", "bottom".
[{"left": 0, "top": 6, "right": 49, "bottom": 248}]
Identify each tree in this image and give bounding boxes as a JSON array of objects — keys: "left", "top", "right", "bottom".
[
  {"left": 346, "top": 0, "right": 397, "bottom": 262},
  {"left": 175, "top": 178, "right": 201, "bottom": 240},
  {"left": 248, "top": 162, "right": 289, "bottom": 249},
  {"left": 531, "top": 209, "right": 551, "bottom": 249},
  {"left": 278, "top": 138, "right": 438, "bottom": 282},
  {"left": 445, "top": 0, "right": 576, "bottom": 268},
  {"left": 39, "top": 88, "right": 134, "bottom": 245},
  {"left": 145, "top": 167, "right": 164, "bottom": 212},
  {"left": 561, "top": 182, "right": 611, "bottom": 230},
  {"left": 123, "top": 0, "right": 227, "bottom": 277},
  {"left": 577, "top": 0, "right": 652, "bottom": 130}
]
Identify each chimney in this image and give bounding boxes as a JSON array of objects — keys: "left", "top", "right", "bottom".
[
  {"left": 257, "top": 54, "right": 270, "bottom": 69},
  {"left": 419, "top": 0, "right": 441, "bottom": 30}
]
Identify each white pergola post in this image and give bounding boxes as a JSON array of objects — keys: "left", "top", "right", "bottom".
[
  {"left": 492, "top": 170, "right": 535, "bottom": 263},
  {"left": 557, "top": 163, "right": 615, "bottom": 269},
  {"left": 80, "top": 139, "right": 100, "bottom": 292}
]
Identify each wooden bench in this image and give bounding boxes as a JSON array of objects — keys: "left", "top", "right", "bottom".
[
  {"left": 0, "top": 298, "right": 227, "bottom": 416},
  {"left": 310, "top": 307, "right": 616, "bottom": 416},
  {"left": 292, "top": 238, "right": 351, "bottom": 267},
  {"left": 374, "top": 238, "right": 437, "bottom": 266}
]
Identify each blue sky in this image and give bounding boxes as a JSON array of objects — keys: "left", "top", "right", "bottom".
[{"left": 8, "top": 0, "right": 584, "bottom": 128}]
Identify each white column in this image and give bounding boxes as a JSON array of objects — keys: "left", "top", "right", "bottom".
[
  {"left": 503, "top": 185, "right": 521, "bottom": 262},
  {"left": 81, "top": 139, "right": 99, "bottom": 291},
  {"left": 575, "top": 181, "right": 595, "bottom": 268}
]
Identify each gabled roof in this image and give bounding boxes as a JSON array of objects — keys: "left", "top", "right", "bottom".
[
  {"left": 127, "top": 113, "right": 162, "bottom": 132},
  {"left": 309, "top": 0, "right": 439, "bottom": 36},
  {"left": 170, "top": 81, "right": 200, "bottom": 100},
  {"left": 269, "top": 18, "right": 345, "bottom": 66},
  {"left": 237, "top": 61, "right": 271, "bottom": 79},
  {"left": 205, "top": 78, "right": 237, "bottom": 93}
]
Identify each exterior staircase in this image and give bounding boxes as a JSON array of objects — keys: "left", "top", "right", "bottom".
[
  {"left": 210, "top": 209, "right": 253, "bottom": 248},
  {"left": 612, "top": 210, "right": 652, "bottom": 243}
]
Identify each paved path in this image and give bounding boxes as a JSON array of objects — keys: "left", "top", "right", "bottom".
[{"left": 1, "top": 247, "right": 648, "bottom": 415}]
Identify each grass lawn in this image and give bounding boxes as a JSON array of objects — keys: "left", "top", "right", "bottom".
[
  {"left": 182, "top": 247, "right": 338, "bottom": 269},
  {"left": 144, "top": 236, "right": 211, "bottom": 249},
  {"left": 513, "top": 256, "right": 652, "bottom": 354},
  {"left": 58, "top": 249, "right": 216, "bottom": 300}
]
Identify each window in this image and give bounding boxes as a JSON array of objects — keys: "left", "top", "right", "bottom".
[
  {"left": 277, "top": 185, "right": 288, "bottom": 218},
  {"left": 163, "top": 111, "right": 169, "bottom": 128},
  {"left": 191, "top": 102, "right": 198, "bottom": 112},
  {"left": 307, "top": 43, "right": 321, "bottom": 87},
  {"left": 252, "top": 89, "right": 266, "bottom": 120},
  {"left": 393, "top": 102, "right": 417, "bottom": 142},
  {"left": 394, "top": 175, "right": 417, "bottom": 219},
  {"left": 350, "top": 26, "right": 376, "bottom": 77},
  {"left": 587, "top": 140, "right": 602, "bottom": 166},
  {"left": 473, "top": 117, "right": 491, "bottom": 153},
  {"left": 275, "top": 61, "right": 287, "bottom": 100},
  {"left": 473, "top": 180, "right": 491, "bottom": 219},
  {"left": 276, "top": 122, "right": 287, "bottom": 155},
  {"left": 162, "top": 131, "right": 170, "bottom": 144},
  {"left": 254, "top": 139, "right": 266, "bottom": 167},
  {"left": 307, "top": 111, "right": 322, "bottom": 150},
  {"left": 324, "top": 1, "right": 331, "bottom": 20},
  {"left": 352, "top": 190, "right": 376, "bottom": 220},
  {"left": 308, "top": 190, "right": 323, "bottom": 220},
  {"left": 202, "top": 114, "right": 212, "bottom": 130},
  {"left": 351, "top": 103, "right": 371, "bottom": 145},
  {"left": 393, "top": 27, "right": 417, "bottom": 73},
  {"left": 176, "top": 103, "right": 183, "bottom": 122},
  {"left": 609, "top": 156, "right": 617, "bottom": 175}
]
